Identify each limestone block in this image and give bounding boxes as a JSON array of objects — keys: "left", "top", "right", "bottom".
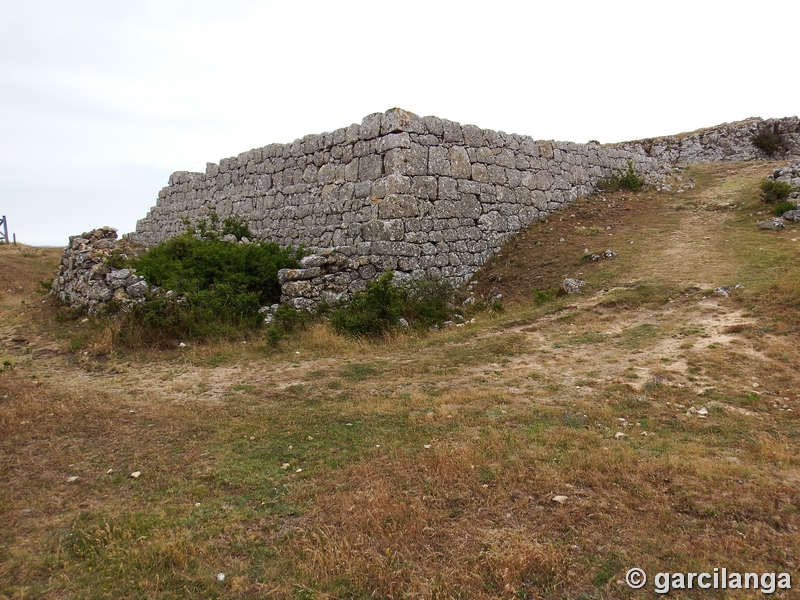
[
  {"left": 359, "top": 155, "right": 383, "bottom": 181},
  {"left": 432, "top": 200, "right": 458, "bottom": 219},
  {"left": 385, "top": 174, "right": 412, "bottom": 194},
  {"left": 458, "top": 194, "right": 482, "bottom": 219},
  {"left": 404, "top": 231, "right": 429, "bottom": 243},
  {"left": 354, "top": 181, "right": 372, "bottom": 198},
  {"left": 506, "top": 169, "right": 522, "bottom": 188},
  {"left": 361, "top": 220, "right": 386, "bottom": 242},
  {"left": 538, "top": 141, "right": 555, "bottom": 159},
  {"left": 299, "top": 255, "right": 329, "bottom": 268},
  {"left": 360, "top": 113, "right": 382, "bottom": 140},
  {"left": 378, "top": 194, "right": 419, "bottom": 218},
  {"left": 471, "top": 163, "right": 490, "bottom": 183},
  {"left": 478, "top": 211, "right": 508, "bottom": 232},
  {"left": 488, "top": 165, "right": 507, "bottom": 185},
  {"left": 438, "top": 177, "right": 459, "bottom": 200},
  {"left": 428, "top": 146, "right": 451, "bottom": 176},
  {"left": 553, "top": 174, "right": 571, "bottom": 190},
  {"left": 449, "top": 147, "right": 472, "bottom": 178},
  {"left": 318, "top": 163, "right": 336, "bottom": 184},
  {"left": 338, "top": 144, "right": 352, "bottom": 164},
  {"left": 495, "top": 149, "right": 515, "bottom": 169},
  {"left": 533, "top": 170, "right": 555, "bottom": 190},
  {"left": 462, "top": 124, "right": 486, "bottom": 147},
  {"left": 126, "top": 280, "right": 149, "bottom": 299},
  {"left": 411, "top": 134, "right": 442, "bottom": 146},
  {"left": 282, "top": 280, "right": 313, "bottom": 297},
  {"left": 353, "top": 140, "right": 370, "bottom": 158},
  {"left": 423, "top": 115, "right": 444, "bottom": 137},
  {"left": 377, "top": 132, "right": 413, "bottom": 153},
  {"left": 345, "top": 160, "right": 359, "bottom": 182},
  {"left": 358, "top": 264, "right": 378, "bottom": 280},
  {"left": 411, "top": 175, "right": 438, "bottom": 200},
  {"left": 371, "top": 179, "right": 387, "bottom": 199},
  {"left": 302, "top": 164, "right": 319, "bottom": 182},
  {"left": 384, "top": 146, "right": 428, "bottom": 176},
  {"left": 442, "top": 119, "right": 463, "bottom": 143},
  {"left": 476, "top": 147, "right": 496, "bottom": 164},
  {"left": 457, "top": 180, "right": 481, "bottom": 194},
  {"left": 381, "top": 108, "right": 424, "bottom": 134}
]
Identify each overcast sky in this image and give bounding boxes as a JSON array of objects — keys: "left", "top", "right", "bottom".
[{"left": 1, "top": 0, "right": 797, "bottom": 246}]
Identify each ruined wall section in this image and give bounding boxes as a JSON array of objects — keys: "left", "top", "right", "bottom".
[
  {"left": 612, "top": 117, "right": 800, "bottom": 165},
  {"left": 130, "top": 109, "right": 661, "bottom": 288}
]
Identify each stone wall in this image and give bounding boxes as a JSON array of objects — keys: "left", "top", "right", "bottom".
[
  {"left": 127, "top": 109, "right": 800, "bottom": 310},
  {"left": 129, "top": 108, "right": 667, "bottom": 307},
  {"left": 51, "top": 227, "right": 153, "bottom": 314},
  {"left": 612, "top": 117, "right": 800, "bottom": 165}
]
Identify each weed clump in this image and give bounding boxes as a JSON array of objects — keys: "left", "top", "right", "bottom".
[
  {"left": 759, "top": 180, "right": 794, "bottom": 204},
  {"left": 596, "top": 158, "right": 645, "bottom": 193}
]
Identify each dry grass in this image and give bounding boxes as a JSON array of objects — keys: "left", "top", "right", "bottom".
[{"left": 2, "top": 162, "right": 800, "bottom": 598}]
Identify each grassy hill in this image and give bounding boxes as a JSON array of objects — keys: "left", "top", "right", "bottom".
[{"left": 1, "top": 161, "right": 799, "bottom": 598}]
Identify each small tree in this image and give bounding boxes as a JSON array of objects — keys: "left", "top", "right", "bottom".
[
  {"left": 760, "top": 180, "right": 794, "bottom": 204},
  {"left": 751, "top": 128, "right": 782, "bottom": 156}
]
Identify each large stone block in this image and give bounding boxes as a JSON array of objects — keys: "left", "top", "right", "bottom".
[
  {"left": 458, "top": 194, "right": 482, "bottom": 219},
  {"left": 360, "top": 113, "right": 382, "bottom": 140},
  {"left": 412, "top": 176, "right": 438, "bottom": 199},
  {"left": 442, "top": 119, "right": 463, "bottom": 143},
  {"left": 385, "top": 174, "right": 412, "bottom": 194},
  {"left": 377, "top": 194, "right": 420, "bottom": 218},
  {"left": 438, "top": 177, "right": 459, "bottom": 200},
  {"left": 449, "top": 147, "right": 472, "bottom": 178},
  {"left": 384, "top": 146, "right": 428, "bottom": 176},
  {"left": 462, "top": 124, "right": 486, "bottom": 147},
  {"left": 428, "top": 146, "right": 451, "bottom": 176},
  {"left": 471, "top": 163, "right": 490, "bottom": 183},
  {"left": 476, "top": 147, "right": 496, "bottom": 164},
  {"left": 381, "top": 108, "right": 425, "bottom": 134},
  {"left": 423, "top": 115, "right": 444, "bottom": 137},
  {"left": 377, "top": 132, "right": 412, "bottom": 153},
  {"left": 488, "top": 164, "right": 507, "bottom": 185},
  {"left": 359, "top": 155, "right": 383, "bottom": 180}
]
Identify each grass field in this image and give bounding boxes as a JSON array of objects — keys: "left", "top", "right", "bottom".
[{"left": 1, "top": 161, "right": 799, "bottom": 598}]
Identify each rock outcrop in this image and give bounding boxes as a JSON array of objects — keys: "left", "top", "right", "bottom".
[{"left": 613, "top": 117, "right": 800, "bottom": 165}]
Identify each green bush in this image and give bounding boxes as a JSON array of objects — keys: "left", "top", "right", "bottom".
[
  {"left": 751, "top": 128, "right": 782, "bottom": 156},
  {"left": 330, "top": 271, "right": 405, "bottom": 336},
  {"left": 760, "top": 180, "right": 794, "bottom": 204},
  {"left": 597, "top": 158, "right": 645, "bottom": 193},
  {"left": 114, "top": 216, "right": 301, "bottom": 346},
  {"left": 402, "top": 275, "right": 456, "bottom": 329},
  {"left": 330, "top": 271, "right": 465, "bottom": 336},
  {"left": 262, "top": 304, "right": 315, "bottom": 348},
  {"left": 130, "top": 233, "right": 301, "bottom": 306},
  {"left": 116, "top": 284, "right": 264, "bottom": 347},
  {"left": 773, "top": 200, "right": 797, "bottom": 217}
]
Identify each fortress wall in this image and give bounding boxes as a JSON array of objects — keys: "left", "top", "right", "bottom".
[
  {"left": 130, "top": 109, "right": 661, "bottom": 291},
  {"left": 128, "top": 109, "right": 800, "bottom": 309}
]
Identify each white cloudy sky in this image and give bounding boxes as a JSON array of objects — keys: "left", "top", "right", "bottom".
[{"left": 1, "top": 0, "right": 797, "bottom": 246}]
